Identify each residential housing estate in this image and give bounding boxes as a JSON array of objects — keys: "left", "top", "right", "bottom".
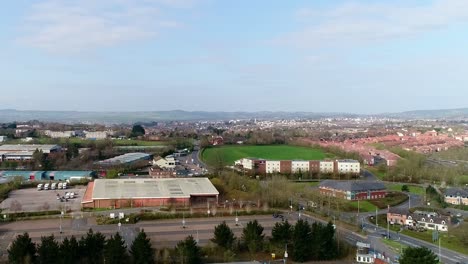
[
  {"left": 234, "top": 158, "right": 360, "bottom": 175},
  {"left": 444, "top": 188, "right": 468, "bottom": 205},
  {"left": 387, "top": 208, "right": 450, "bottom": 231}
]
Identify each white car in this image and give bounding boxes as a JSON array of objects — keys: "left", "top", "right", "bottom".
[
  {"left": 51, "top": 183, "right": 57, "bottom": 190},
  {"left": 44, "top": 183, "right": 49, "bottom": 190},
  {"left": 58, "top": 182, "right": 63, "bottom": 189},
  {"left": 37, "top": 184, "right": 43, "bottom": 191}
]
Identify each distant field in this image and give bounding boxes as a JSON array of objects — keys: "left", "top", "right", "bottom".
[
  {"left": 5, "top": 138, "right": 167, "bottom": 146},
  {"left": 201, "top": 145, "right": 328, "bottom": 166}
]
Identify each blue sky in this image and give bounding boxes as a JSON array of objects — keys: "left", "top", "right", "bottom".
[{"left": 1, "top": 0, "right": 468, "bottom": 113}]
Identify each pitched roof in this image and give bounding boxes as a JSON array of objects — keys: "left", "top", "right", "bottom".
[
  {"left": 319, "top": 180, "right": 386, "bottom": 192},
  {"left": 445, "top": 188, "right": 468, "bottom": 197}
]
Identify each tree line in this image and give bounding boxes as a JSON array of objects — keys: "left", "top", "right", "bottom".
[{"left": 8, "top": 218, "right": 348, "bottom": 264}]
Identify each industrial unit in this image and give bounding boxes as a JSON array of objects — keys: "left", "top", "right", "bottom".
[
  {"left": 0, "top": 144, "right": 62, "bottom": 162},
  {"left": 81, "top": 178, "right": 219, "bottom": 209},
  {"left": 319, "top": 180, "right": 386, "bottom": 200},
  {"left": 95, "top": 152, "right": 152, "bottom": 166},
  {"left": 0, "top": 170, "right": 95, "bottom": 181}
]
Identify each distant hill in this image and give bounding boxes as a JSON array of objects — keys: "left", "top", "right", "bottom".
[
  {"left": 0, "top": 108, "right": 466, "bottom": 124},
  {"left": 386, "top": 108, "right": 468, "bottom": 119}
]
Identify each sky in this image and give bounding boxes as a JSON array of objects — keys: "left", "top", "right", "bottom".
[{"left": 1, "top": 0, "right": 468, "bottom": 114}]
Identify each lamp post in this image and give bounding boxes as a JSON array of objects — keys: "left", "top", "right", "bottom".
[
  {"left": 284, "top": 244, "right": 288, "bottom": 264},
  {"left": 182, "top": 212, "right": 186, "bottom": 229},
  {"left": 59, "top": 211, "right": 64, "bottom": 234},
  {"left": 235, "top": 210, "right": 239, "bottom": 226}
]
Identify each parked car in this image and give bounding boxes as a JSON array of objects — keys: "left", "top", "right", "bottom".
[
  {"left": 44, "top": 183, "right": 49, "bottom": 190},
  {"left": 58, "top": 183, "right": 63, "bottom": 189},
  {"left": 62, "top": 183, "right": 67, "bottom": 189},
  {"left": 51, "top": 183, "right": 57, "bottom": 190},
  {"left": 37, "top": 184, "right": 43, "bottom": 191}
]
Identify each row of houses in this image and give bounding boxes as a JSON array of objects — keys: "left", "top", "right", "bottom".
[
  {"left": 234, "top": 158, "right": 360, "bottom": 175},
  {"left": 444, "top": 187, "right": 468, "bottom": 205},
  {"left": 387, "top": 208, "right": 450, "bottom": 231}
]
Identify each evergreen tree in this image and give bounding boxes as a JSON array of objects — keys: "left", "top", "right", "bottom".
[
  {"left": 399, "top": 247, "right": 438, "bottom": 264},
  {"left": 212, "top": 221, "right": 236, "bottom": 249},
  {"left": 59, "top": 236, "right": 79, "bottom": 264},
  {"left": 175, "top": 235, "right": 202, "bottom": 264},
  {"left": 291, "top": 219, "right": 312, "bottom": 262},
  {"left": 309, "top": 222, "right": 323, "bottom": 260},
  {"left": 241, "top": 220, "right": 264, "bottom": 254},
  {"left": 271, "top": 220, "right": 292, "bottom": 245},
  {"left": 130, "top": 229, "right": 155, "bottom": 264},
  {"left": 79, "top": 229, "right": 106, "bottom": 264},
  {"left": 104, "top": 232, "right": 129, "bottom": 264},
  {"left": 8, "top": 232, "right": 36, "bottom": 264},
  {"left": 37, "top": 235, "right": 59, "bottom": 264},
  {"left": 319, "top": 222, "right": 337, "bottom": 260}
]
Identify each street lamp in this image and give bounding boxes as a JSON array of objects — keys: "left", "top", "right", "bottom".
[
  {"left": 284, "top": 244, "right": 288, "bottom": 264},
  {"left": 235, "top": 210, "right": 239, "bottom": 226},
  {"left": 60, "top": 211, "right": 64, "bottom": 234}
]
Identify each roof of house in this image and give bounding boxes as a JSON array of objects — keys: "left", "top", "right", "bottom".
[
  {"left": 445, "top": 188, "right": 468, "bottom": 197},
  {"left": 388, "top": 207, "right": 409, "bottom": 215},
  {"left": 90, "top": 178, "right": 219, "bottom": 199},
  {"left": 319, "top": 180, "right": 386, "bottom": 192}
]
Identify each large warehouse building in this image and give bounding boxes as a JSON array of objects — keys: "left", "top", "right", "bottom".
[
  {"left": 0, "top": 144, "right": 62, "bottom": 162},
  {"left": 81, "top": 178, "right": 219, "bottom": 209}
]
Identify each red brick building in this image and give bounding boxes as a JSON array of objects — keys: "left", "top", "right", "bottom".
[
  {"left": 319, "top": 180, "right": 386, "bottom": 200},
  {"left": 81, "top": 178, "right": 219, "bottom": 209}
]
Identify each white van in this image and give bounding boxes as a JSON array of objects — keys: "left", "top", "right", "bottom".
[
  {"left": 44, "top": 183, "right": 49, "bottom": 190},
  {"left": 58, "top": 182, "right": 63, "bottom": 189},
  {"left": 51, "top": 183, "right": 57, "bottom": 190},
  {"left": 62, "top": 183, "right": 67, "bottom": 189},
  {"left": 37, "top": 184, "right": 43, "bottom": 191}
]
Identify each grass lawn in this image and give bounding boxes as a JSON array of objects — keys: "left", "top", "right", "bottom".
[
  {"left": 387, "top": 184, "right": 425, "bottom": 195},
  {"left": 292, "top": 181, "right": 320, "bottom": 188},
  {"left": 364, "top": 166, "right": 387, "bottom": 180},
  {"left": 401, "top": 225, "right": 468, "bottom": 255},
  {"left": 370, "top": 192, "right": 409, "bottom": 209},
  {"left": 350, "top": 200, "right": 378, "bottom": 212},
  {"left": 459, "top": 175, "right": 468, "bottom": 185},
  {"left": 201, "top": 145, "right": 327, "bottom": 166},
  {"left": 381, "top": 238, "right": 407, "bottom": 254}
]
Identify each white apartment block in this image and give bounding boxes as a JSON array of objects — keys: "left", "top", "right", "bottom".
[
  {"left": 336, "top": 159, "right": 361, "bottom": 174},
  {"left": 153, "top": 155, "right": 177, "bottom": 169},
  {"left": 320, "top": 161, "right": 334, "bottom": 173},
  {"left": 84, "top": 131, "right": 112, "bottom": 139},
  {"left": 266, "top": 160, "right": 281, "bottom": 173},
  {"left": 44, "top": 130, "right": 75, "bottom": 138},
  {"left": 291, "top": 161, "right": 309, "bottom": 173},
  {"left": 234, "top": 158, "right": 254, "bottom": 170}
]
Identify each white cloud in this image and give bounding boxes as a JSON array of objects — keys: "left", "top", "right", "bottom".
[
  {"left": 18, "top": 0, "right": 194, "bottom": 53},
  {"left": 276, "top": 0, "right": 468, "bottom": 48}
]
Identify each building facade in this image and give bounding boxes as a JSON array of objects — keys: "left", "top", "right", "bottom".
[
  {"left": 444, "top": 188, "right": 468, "bottom": 205},
  {"left": 234, "top": 158, "right": 360, "bottom": 175},
  {"left": 319, "top": 180, "right": 386, "bottom": 200}
]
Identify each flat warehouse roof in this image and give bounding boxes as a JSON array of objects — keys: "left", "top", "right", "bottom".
[{"left": 91, "top": 178, "right": 219, "bottom": 199}]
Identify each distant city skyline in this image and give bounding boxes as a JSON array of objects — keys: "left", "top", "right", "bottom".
[{"left": 1, "top": 0, "right": 468, "bottom": 113}]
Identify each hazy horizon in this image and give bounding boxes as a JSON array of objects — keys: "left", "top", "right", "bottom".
[{"left": 2, "top": 1, "right": 468, "bottom": 113}]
